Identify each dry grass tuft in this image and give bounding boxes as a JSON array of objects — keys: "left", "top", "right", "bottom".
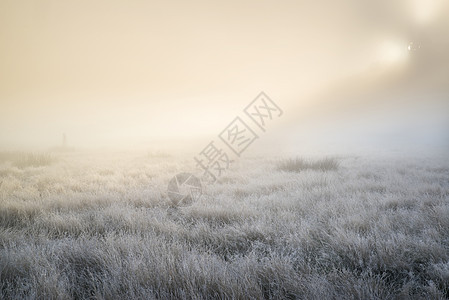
[
  {"left": 12, "top": 152, "right": 55, "bottom": 168},
  {"left": 277, "top": 157, "right": 339, "bottom": 172}
]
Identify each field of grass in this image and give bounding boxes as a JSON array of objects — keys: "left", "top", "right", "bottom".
[{"left": 0, "top": 150, "right": 448, "bottom": 299}]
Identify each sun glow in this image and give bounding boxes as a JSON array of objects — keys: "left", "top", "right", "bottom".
[
  {"left": 377, "top": 40, "right": 409, "bottom": 65},
  {"left": 411, "top": 0, "right": 445, "bottom": 24}
]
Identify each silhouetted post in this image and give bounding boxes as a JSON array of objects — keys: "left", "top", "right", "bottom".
[{"left": 63, "top": 133, "right": 67, "bottom": 148}]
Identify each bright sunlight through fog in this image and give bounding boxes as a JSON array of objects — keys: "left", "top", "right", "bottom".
[{"left": 1, "top": 0, "right": 448, "bottom": 151}]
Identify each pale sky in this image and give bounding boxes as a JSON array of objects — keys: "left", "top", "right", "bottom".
[{"left": 1, "top": 0, "right": 448, "bottom": 150}]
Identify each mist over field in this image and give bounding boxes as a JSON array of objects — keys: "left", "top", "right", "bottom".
[{"left": 1, "top": 0, "right": 449, "bottom": 299}]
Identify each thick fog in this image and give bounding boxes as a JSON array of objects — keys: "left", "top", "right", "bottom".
[{"left": 1, "top": 0, "right": 448, "bottom": 152}]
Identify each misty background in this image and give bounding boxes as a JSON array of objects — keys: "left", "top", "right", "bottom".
[{"left": 1, "top": 0, "right": 448, "bottom": 154}]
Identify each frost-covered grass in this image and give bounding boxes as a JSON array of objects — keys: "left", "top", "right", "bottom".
[
  {"left": 277, "top": 157, "right": 339, "bottom": 172},
  {"left": 0, "top": 150, "right": 448, "bottom": 299},
  {"left": 0, "top": 152, "right": 55, "bottom": 169}
]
